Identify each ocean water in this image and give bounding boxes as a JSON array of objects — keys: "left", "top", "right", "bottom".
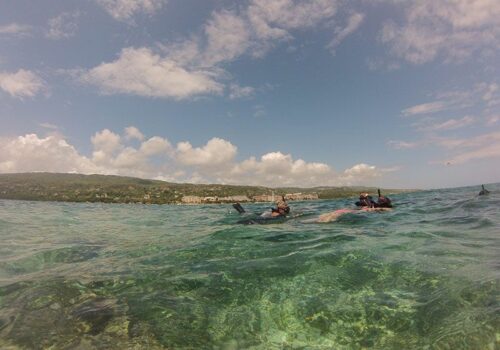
[{"left": 0, "top": 185, "right": 499, "bottom": 349}]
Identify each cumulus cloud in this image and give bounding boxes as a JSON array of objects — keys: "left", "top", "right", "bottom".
[
  {"left": 225, "top": 152, "right": 333, "bottom": 187},
  {"left": 79, "top": 47, "right": 223, "bottom": 99},
  {"left": 0, "top": 134, "right": 96, "bottom": 174},
  {"left": 380, "top": 0, "right": 500, "bottom": 64},
  {"left": 341, "top": 163, "right": 380, "bottom": 183},
  {"left": 91, "top": 129, "right": 122, "bottom": 157},
  {"left": 0, "top": 127, "right": 387, "bottom": 187},
  {"left": 96, "top": 0, "right": 166, "bottom": 21},
  {"left": 0, "top": 69, "right": 47, "bottom": 99},
  {"left": 140, "top": 136, "right": 172, "bottom": 156},
  {"left": 124, "top": 126, "right": 144, "bottom": 141},
  {"left": 176, "top": 138, "right": 237, "bottom": 166},
  {"left": 46, "top": 12, "right": 80, "bottom": 40},
  {"left": 0, "top": 23, "right": 32, "bottom": 37}
]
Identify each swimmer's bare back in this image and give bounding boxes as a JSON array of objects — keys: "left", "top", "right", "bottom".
[{"left": 316, "top": 207, "right": 392, "bottom": 223}]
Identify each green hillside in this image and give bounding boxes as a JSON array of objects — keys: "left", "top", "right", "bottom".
[{"left": 0, "top": 173, "right": 410, "bottom": 204}]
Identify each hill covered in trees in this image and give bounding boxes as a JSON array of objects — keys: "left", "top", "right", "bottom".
[{"left": 0, "top": 173, "right": 410, "bottom": 204}]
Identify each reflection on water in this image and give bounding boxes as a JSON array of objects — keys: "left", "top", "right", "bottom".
[{"left": 0, "top": 184, "right": 499, "bottom": 349}]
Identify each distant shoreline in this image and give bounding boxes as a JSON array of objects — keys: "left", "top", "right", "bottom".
[{"left": 0, "top": 172, "right": 413, "bottom": 205}]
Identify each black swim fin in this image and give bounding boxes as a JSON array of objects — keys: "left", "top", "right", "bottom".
[{"left": 232, "top": 203, "right": 245, "bottom": 213}]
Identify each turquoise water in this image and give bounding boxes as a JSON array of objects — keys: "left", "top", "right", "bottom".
[{"left": 0, "top": 185, "right": 499, "bottom": 349}]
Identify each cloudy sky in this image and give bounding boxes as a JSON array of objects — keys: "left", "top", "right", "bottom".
[{"left": 1, "top": 0, "right": 499, "bottom": 189}]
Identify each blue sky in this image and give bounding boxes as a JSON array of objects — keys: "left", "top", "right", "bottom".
[{"left": 1, "top": 0, "right": 499, "bottom": 189}]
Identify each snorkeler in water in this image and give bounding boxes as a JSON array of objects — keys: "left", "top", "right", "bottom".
[
  {"left": 271, "top": 195, "right": 290, "bottom": 217},
  {"left": 375, "top": 189, "right": 393, "bottom": 208},
  {"left": 478, "top": 185, "right": 490, "bottom": 196},
  {"left": 355, "top": 192, "right": 376, "bottom": 207},
  {"left": 356, "top": 189, "right": 392, "bottom": 208}
]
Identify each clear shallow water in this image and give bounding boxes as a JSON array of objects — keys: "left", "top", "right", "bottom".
[{"left": 0, "top": 185, "right": 499, "bottom": 349}]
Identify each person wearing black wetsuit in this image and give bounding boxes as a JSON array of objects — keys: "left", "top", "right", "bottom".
[
  {"left": 271, "top": 195, "right": 290, "bottom": 217},
  {"left": 479, "top": 185, "right": 490, "bottom": 196},
  {"left": 375, "top": 189, "right": 393, "bottom": 208},
  {"left": 356, "top": 193, "right": 376, "bottom": 207}
]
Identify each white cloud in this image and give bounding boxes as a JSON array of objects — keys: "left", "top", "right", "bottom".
[
  {"left": 424, "top": 116, "right": 476, "bottom": 131},
  {"left": 0, "top": 134, "right": 96, "bottom": 174},
  {"left": 176, "top": 138, "right": 237, "bottom": 166},
  {"left": 80, "top": 47, "right": 223, "bottom": 99},
  {"left": 203, "top": 10, "right": 251, "bottom": 66},
  {"left": 77, "top": 0, "right": 349, "bottom": 100},
  {"left": 229, "top": 84, "right": 255, "bottom": 99},
  {"left": 395, "top": 80, "right": 500, "bottom": 166},
  {"left": 486, "top": 115, "right": 499, "bottom": 126},
  {"left": 0, "top": 69, "right": 47, "bottom": 99},
  {"left": 0, "top": 128, "right": 389, "bottom": 187},
  {"left": 96, "top": 0, "right": 166, "bottom": 21},
  {"left": 0, "top": 23, "right": 32, "bottom": 37},
  {"left": 244, "top": 0, "right": 341, "bottom": 56},
  {"left": 248, "top": 0, "right": 338, "bottom": 40},
  {"left": 402, "top": 101, "right": 450, "bottom": 117},
  {"left": 479, "top": 82, "right": 500, "bottom": 107},
  {"left": 124, "top": 126, "right": 144, "bottom": 141},
  {"left": 91, "top": 129, "right": 122, "bottom": 158},
  {"left": 387, "top": 140, "right": 420, "bottom": 150},
  {"left": 46, "top": 12, "right": 80, "bottom": 40},
  {"left": 402, "top": 81, "right": 500, "bottom": 117},
  {"left": 438, "top": 131, "right": 500, "bottom": 165},
  {"left": 253, "top": 104, "right": 266, "bottom": 117},
  {"left": 225, "top": 151, "right": 335, "bottom": 187},
  {"left": 341, "top": 163, "right": 380, "bottom": 183},
  {"left": 328, "top": 12, "right": 364, "bottom": 53},
  {"left": 140, "top": 136, "right": 172, "bottom": 156},
  {"left": 39, "top": 123, "right": 59, "bottom": 130},
  {"left": 380, "top": 0, "right": 500, "bottom": 64}
]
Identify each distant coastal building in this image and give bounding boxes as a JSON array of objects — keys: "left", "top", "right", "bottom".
[
  {"left": 252, "top": 195, "right": 274, "bottom": 202},
  {"left": 285, "top": 193, "right": 319, "bottom": 201},
  {"left": 219, "top": 195, "right": 251, "bottom": 202},
  {"left": 252, "top": 193, "right": 319, "bottom": 202},
  {"left": 181, "top": 195, "right": 202, "bottom": 204},
  {"left": 177, "top": 193, "right": 318, "bottom": 204}
]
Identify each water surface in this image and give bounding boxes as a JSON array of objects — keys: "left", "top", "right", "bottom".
[{"left": 0, "top": 185, "right": 499, "bottom": 349}]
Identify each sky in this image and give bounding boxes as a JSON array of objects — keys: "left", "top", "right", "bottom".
[{"left": 0, "top": 0, "right": 499, "bottom": 189}]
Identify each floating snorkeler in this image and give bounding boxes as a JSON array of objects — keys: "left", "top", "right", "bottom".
[
  {"left": 233, "top": 195, "right": 290, "bottom": 217},
  {"left": 232, "top": 195, "right": 293, "bottom": 224},
  {"left": 313, "top": 189, "right": 394, "bottom": 223},
  {"left": 271, "top": 195, "right": 290, "bottom": 217},
  {"left": 478, "top": 184, "right": 490, "bottom": 196},
  {"left": 355, "top": 189, "right": 392, "bottom": 208}
]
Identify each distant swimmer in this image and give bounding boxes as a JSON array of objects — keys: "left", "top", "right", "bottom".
[{"left": 478, "top": 185, "right": 490, "bottom": 196}]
